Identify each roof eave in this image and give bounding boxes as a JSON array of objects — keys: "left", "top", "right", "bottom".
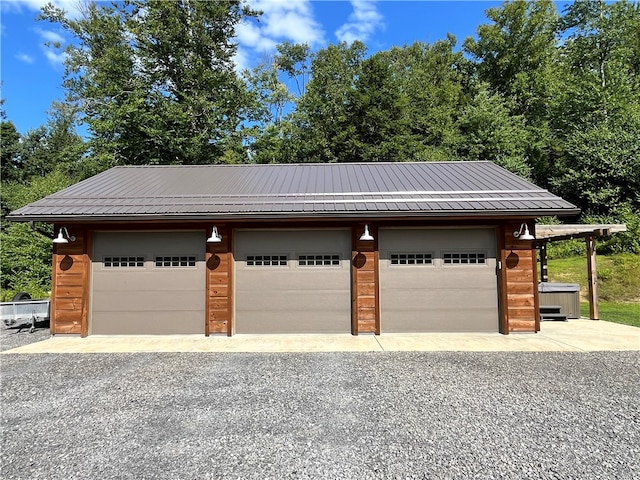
[{"left": 7, "top": 208, "right": 581, "bottom": 224}]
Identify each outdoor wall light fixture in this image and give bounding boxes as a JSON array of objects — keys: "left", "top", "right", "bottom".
[
  {"left": 513, "top": 222, "right": 535, "bottom": 241},
  {"left": 207, "top": 226, "right": 223, "bottom": 243},
  {"left": 359, "top": 224, "right": 374, "bottom": 241},
  {"left": 52, "top": 227, "right": 76, "bottom": 244}
]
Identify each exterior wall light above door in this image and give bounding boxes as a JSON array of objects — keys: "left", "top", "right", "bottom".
[
  {"left": 52, "top": 227, "right": 76, "bottom": 244},
  {"left": 359, "top": 224, "right": 374, "bottom": 241},
  {"left": 513, "top": 223, "right": 535, "bottom": 241},
  {"left": 207, "top": 226, "right": 223, "bottom": 243}
]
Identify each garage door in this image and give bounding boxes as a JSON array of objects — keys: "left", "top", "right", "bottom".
[
  {"left": 91, "top": 231, "right": 206, "bottom": 334},
  {"left": 379, "top": 228, "right": 498, "bottom": 332},
  {"left": 235, "top": 230, "right": 351, "bottom": 334}
]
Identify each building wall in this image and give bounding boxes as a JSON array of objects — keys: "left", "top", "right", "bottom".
[{"left": 49, "top": 219, "right": 540, "bottom": 336}]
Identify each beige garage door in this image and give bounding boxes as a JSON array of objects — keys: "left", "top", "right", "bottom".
[
  {"left": 234, "top": 230, "right": 351, "bottom": 334},
  {"left": 91, "top": 231, "right": 206, "bottom": 334},
  {"left": 379, "top": 228, "right": 499, "bottom": 332}
]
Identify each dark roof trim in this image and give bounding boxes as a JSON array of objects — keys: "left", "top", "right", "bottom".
[{"left": 12, "top": 210, "right": 577, "bottom": 224}]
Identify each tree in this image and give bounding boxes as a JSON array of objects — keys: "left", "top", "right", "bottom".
[
  {"left": 557, "top": 0, "right": 640, "bottom": 128},
  {"left": 293, "top": 41, "right": 367, "bottom": 163},
  {"left": 0, "top": 168, "right": 76, "bottom": 300},
  {"left": 0, "top": 120, "right": 21, "bottom": 183},
  {"left": 40, "top": 0, "right": 258, "bottom": 166},
  {"left": 549, "top": 0, "right": 640, "bottom": 221},
  {"left": 551, "top": 112, "right": 640, "bottom": 216},
  {"left": 463, "top": 0, "right": 561, "bottom": 185},
  {"left": 457, "top": 84, "right": 530, "bottom": 178},
  {"left": 275, "top": 42, "right": 311, "bottom": 97},
  {"left": 344, "top": 53, "right": 410, "bottom": 162},
  {"left": 379, "top": 37, "right": 467, "bottom": 161}
]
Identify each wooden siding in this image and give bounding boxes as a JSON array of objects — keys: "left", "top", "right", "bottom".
[
  {"left": 500, "top": 221, "right": 539, "bottom": 333},
  {"left": 205, "top": 226, "right": 233, "bottom": 336},
  {"left": 51, "top": 226, "right": 90, "bottom": 336},
  {"left": 351, "top": 225, "right": 380, "bottom": 335}
]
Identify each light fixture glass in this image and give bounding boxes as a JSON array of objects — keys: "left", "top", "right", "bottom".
[
  {"left": 52, "top": 227, "right": 76, "bottom": 244},
  {"left": 513, "top": 223, "right": 535, "bottom": 241},
  {"left": 359, "top": 224, "right": 374, "bottom": 241},
  {"left": 207, "top": 226, "right": 223, "bottom": 243}
]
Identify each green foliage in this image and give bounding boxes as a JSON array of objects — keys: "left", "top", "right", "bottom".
[
  {"left": 585, "top": 206, "right": 640, "bottom": 255},
  {"left": 1, "top": 121, "right": 22, "bottom": 182},
  {"left": 558, "top": 0, "right": 640, "bottom": 127},
  {"left": 40, "top": 0, "right": 258, "bottom": 166},
  {"left": 1, "top": 167, "right": 76, "bottom": 299},
  {"left": 456, "top": 84, "right": 530, "bottom": 178},
  {"left": 294, "top": 41, "right": 367, "bottom": 163},
  {"left": 0, "top": 223, "right": 53, "bottom": 300},
  {"left": 547, "top": 239, "right": 585, "bottom": 259}
]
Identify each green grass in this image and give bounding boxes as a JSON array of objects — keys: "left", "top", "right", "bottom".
[
  {"left": 547, "top": 253, "right": 640, "bottom": 327},
  {"left": 580, "top": 302, "right": 640, "bottom": 327}
]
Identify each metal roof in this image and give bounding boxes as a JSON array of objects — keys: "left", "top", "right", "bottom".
[{"left": 8, "top": 161, "right": 580, "bottom": 222}]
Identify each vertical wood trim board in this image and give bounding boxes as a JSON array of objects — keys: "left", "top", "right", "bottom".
[
  {"left": 351, "top": 224, "right": 380, "bottom": 335},
  {"left": 502, "top": 221, "right": 538, "bottom": 333},
  {"left": 51, "top": 226, "right": 89, "bottom": 336},
  {"left": 206, "top": 226, "right": 233, "bottom": 336}
]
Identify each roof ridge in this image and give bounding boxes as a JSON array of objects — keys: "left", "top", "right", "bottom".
[{"left": 111, "top": 160, "right": 493, "bottom": 169}]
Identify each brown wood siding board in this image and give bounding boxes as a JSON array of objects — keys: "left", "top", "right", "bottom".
[
  {"left": 506, "top": 294, "right": 536, "bottom": 307},
  {"left": 81, "top": 228, "right": 90, "bottom": 337},
  {"left": 374, "top": 247, "right": 381, "bottom": 334},
  {"left": 227, "top": 249, "right": 234, "bottom": 335}
]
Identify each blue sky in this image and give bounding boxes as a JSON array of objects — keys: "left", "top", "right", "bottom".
[{"left": 1, "top": 0, "right": 506, "bottom": 135}]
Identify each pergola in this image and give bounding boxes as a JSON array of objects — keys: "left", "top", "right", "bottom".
[{"left": 535, "top": 224, "right": 628, "bottom": 320}]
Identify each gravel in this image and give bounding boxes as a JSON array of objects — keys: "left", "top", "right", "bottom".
[
  {"left": 0, "top": 320, "right": 51, "bottom": 352},
  {"left": 1, "top": 326, "right": 639, "bottom": 479}
]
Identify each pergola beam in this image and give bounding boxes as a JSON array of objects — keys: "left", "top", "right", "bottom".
[{"left": 534, "top": 224, "right": 627, "bottom": 321}]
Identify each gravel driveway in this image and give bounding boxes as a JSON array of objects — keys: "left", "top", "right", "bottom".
[{"left": 1, "top": 327, "right": 639, "bottom": 479}]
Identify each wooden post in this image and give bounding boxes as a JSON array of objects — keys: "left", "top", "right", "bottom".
[
  {"left": 539, "top": 242, "right": 549, "bottom": 283},
  {"left": 586, "top": 235, "right": 599, "bottom": 320}
]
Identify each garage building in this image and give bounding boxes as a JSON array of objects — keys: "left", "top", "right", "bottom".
[{"left": 8, "top": 161, "right": 579, "bottom": 336}]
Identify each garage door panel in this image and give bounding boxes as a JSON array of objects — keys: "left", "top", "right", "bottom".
[
  {"left": 93, "top": 271, "right": 203, "bottom": 290},
  {"left": 92, "top": 290, "right": 204, "bottom": 312},
  {"left": 91, "top": 231, "right": 205, "bottom": 335},
  {"left": 384, "top": 308, "right": 495, "bottom": 332},
  {"left": 380, "top": 228, "right": 499, "bottom": 332},
  {"left": 91, "top": 311, "right": 203, "bottom": 335},
  {"left": 235, "top": 230, "right": 351, "bottom": 334}
]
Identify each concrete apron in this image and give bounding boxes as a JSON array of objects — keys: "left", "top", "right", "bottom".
[{"left": 2, "top": 319, "right": 639, "bottom": 354}]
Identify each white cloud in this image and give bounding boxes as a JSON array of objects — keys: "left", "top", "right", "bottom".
[
  {"left": 1, "top": 0, "right": 84, "bottom": 19},
  {"left": 336, "top": 0, "right": 384, "bottom": 44},
  {"left": 236, "top": 21, "right": 276, "bottom": 53},
  {"left": 16, "top": 53, "right": 35, "bottom": 63},
  {"left": 33, "top": 27, "right": 67, "bottom": 67},
  {"left": 43, "top": 48, "right": 66, "bottom": 67},
  {"left": 235, "top": 0, "right": 324, "bottom": 71},
  {"left": 35, "top": 28, "right": 65, "bottom": 45},
  {"left": 233, "top": 47, "right": 252, "bottom": 73}
]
